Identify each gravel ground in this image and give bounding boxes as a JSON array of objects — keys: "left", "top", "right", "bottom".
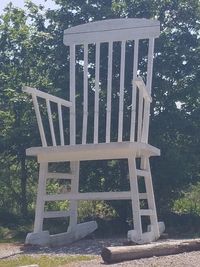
[
  {"left": 1, "top": 238, "right": 200, "bottom": 266},
  {"left": 71, "top": 251, "right": 200, "bottom": 267}
]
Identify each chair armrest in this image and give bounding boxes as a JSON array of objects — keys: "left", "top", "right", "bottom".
[
  {"left": 133, "top": 76, "right": 152, "bottom": 103},
  {"left": 22, "top": 86, "right": 72, "bottom": 108}
]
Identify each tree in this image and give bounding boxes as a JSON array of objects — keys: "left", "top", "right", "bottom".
[
  {"left": 46, "top": 0, "right": 200, "bottom": 216},
  {"left": 0, "top": 2, "right": 57, "bottom": 217},
  {"left": 0, "top": 0, "right": 199, "bottom": 225}
]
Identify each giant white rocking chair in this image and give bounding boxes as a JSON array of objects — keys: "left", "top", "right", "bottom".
[{"left": 24, "top": 18, "right": 163, "bottom": 246}]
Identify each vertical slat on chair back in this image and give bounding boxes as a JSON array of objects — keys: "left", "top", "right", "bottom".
[
  {"left": 118, "top": 40, "right": 126, "bottom": 142},
  {"left": 82, "top": 43, "right": 88, "bottom": 145},
  {"left": 141, "top": 38, "right": 155, "bottom": 143},
  {"left": 130, "top": 39, "right": 139, "bottom": 142},
  {"left": 146, "top": 38, "right": 155, "bottom": 93},
  {"left": 64, "top": 19, "right": 160, "bottom": 145},
  {"left": 105, "top": 41, "right": 113, "bottom": 143},
  {"left": 94, "top": 42, "right": 100, "bottom": 144},
  {"left": 69, "top": 44, "right": 76, "bottom": 145}
]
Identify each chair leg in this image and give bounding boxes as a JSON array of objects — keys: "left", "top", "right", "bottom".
[
  {"left": 33, "top": 162, "right": 48, "bottom": 233},
  {"left": 128, "top": 156, "right": 143, "bottom": 241},
  {"left": 141, "top": 156, "right": 160, "bottom": 239},
  {"left": 68, "top": 161, "right": 80, "bottom": 232}
]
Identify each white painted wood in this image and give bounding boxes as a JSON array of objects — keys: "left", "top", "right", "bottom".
[
  {"left": 134, "top": 76, "right": 152, "bottom": 102},
  {"left": 128, "top": 156, "right": 143, "bottom": 240},
  {"left": 141, "top": 156, "right": 160, "bottom": 239},
  {"left": 25, "top": 230, "right": 50, "bottom": 246},
  {"left": 26, "top": 222, "right": 98, "bottom": 246},
  {"left": 118, "top": 40, "right": 126, "bottom": 142},
  {"left": 136, "top": 169, "right": 149, "bottom": 177},
  {"left": 23, "top": 86, "right": 72, "bottom": 107},
  {"left": 128, "top": 229, "right": 156, "bottom": 244},
  {"left": 43, "top": 211, "right": 70, "bottom": 218},
  {"left": 130, "top": 39, "right": 139, "bottom": 142},
  {"left": 50, "top": 221, "right": 97, "bottom": 246},
  {"left": 94, "top": 42, "right": 100, "bottom": 144},
  {"left": 133, "top": 76, "right": 152, "bottom": 143},
  {"left": 26, "top": 142, "right": 160, "bottom": 162},
  {"left": 139, "top": 193, "right": 148, "bottom": 199},
  {"left": 47, "top": 172, "right": 74, "bottom": 179},
  {"left": 44, "top": 191, "right": 147, "bottom": 201},
  {"left": 68, "top": 161, "right": 80, "bottom": 232},
  {"left": 82, "top": 43, "right": 89, "bottom": 144},
  {"left": 64, "top": 19, "right": 160, "bottom": 35},
  {"left": 23, "top": 86, "right": 72, "bottom": 147},
  {"left": 63, "top": 19, "right": 160, "bottom": 45},
  {"left": 141, "top": 100, "right": 150, "bottom": 143},
  {"left": 137, "top": 86, "right": 143, "bottom": 142},
  {"left": 25, "top": 19, "right": 161, "bottom": 246},
  {"left": 147, "top": 221, "right": 165, "bottom": 235},
  {"left": 32, "top": 94, "right": 47, "bottom": 147},
  {"left": 46, "top": 99, "right": 56, "bottom": 146},
  {"left": 58, "top": 103, "right": 65, "bottom": 146},
  {"left": 70, "top": 44, "right": 76, "bottom": 145},
  {"left": 146, "top": 38, "right": 155, "bottom": 93},
  {"left": 106, "top": 41, "right": 113, "bottom": 143},
  {"left": 140, "top": 209, "right": 153, "bottom": 216},
  {"left": 33, "top": 162, "right": 48, "bottom": 233}
]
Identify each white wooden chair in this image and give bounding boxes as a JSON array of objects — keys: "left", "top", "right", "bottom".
[{"left": 24, "top": 18, "right": 163, "bottom": 246}]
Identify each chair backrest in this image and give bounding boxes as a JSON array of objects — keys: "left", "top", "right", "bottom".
[{"left": 64, "top": 18, "right": 160, "bottom": 146}]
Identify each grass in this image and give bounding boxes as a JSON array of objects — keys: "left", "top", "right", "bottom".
[{"left": 0, "top": 255, "right": 96, "bottom": 267}]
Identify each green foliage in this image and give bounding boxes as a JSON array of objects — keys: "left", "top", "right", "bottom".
[
  {"left": 42, "top": 200, "right": 117, "bottom": 235},
  {"left": 78, "top": 201, "right": 117, "bottom": 221},
  {"left": 173, "top": 182, "right": 200, "bottom": 215},
  {"left": 0, "top": 222, "right": 33, "bottom": 242},
  {"left": 0, "top": 226, "right": 11, "bottom": 240}
]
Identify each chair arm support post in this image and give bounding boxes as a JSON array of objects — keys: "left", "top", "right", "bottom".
[{"left": 133, "top": 77, "right": 152, "bottom": 103}]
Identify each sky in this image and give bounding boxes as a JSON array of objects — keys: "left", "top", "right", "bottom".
[{"left": 0, "top": 0, "right": 58, "bottom": 14}]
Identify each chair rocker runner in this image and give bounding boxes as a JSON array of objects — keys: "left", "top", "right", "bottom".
[{"left": 24, "top": 18, "right": 164, "bottom": 246}]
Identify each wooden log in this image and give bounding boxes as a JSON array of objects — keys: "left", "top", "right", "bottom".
[{"left": 101, "top": 239, "right": 200, "bottom": 263}]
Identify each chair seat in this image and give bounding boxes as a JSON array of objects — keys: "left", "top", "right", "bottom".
[{"left": 26, "top": 142, "right": 160, "bottom": 163}]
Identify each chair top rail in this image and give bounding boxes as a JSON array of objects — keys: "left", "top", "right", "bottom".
[
  {"left": 133, "top": 77, "right": 152, "bottom": 103},
  {"left": 22, "top": 86, "right": 72, "bottom": 108},
  {"left": 63, "top": 18, "right": 160, "bottom": 45}
]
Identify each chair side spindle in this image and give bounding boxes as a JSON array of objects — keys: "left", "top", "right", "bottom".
[
  {"left": 32, "top": 94, "right": 47, "bottom": 147},
  {"left": 46, "top": 99, "right": 57, "bottom": 146},
  {"left": 58, "top": 103, "right": 65, "bottom": 146},
  {"left": 118, "top": 40, "right": 126, "bottom": 142},
  {"left": 137, "top": 87, "right": 144, "bottom": 142}
]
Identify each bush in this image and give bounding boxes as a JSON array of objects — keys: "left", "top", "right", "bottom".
[{"left": 173, "top": 182, "right": 200, "bottom": 215}]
